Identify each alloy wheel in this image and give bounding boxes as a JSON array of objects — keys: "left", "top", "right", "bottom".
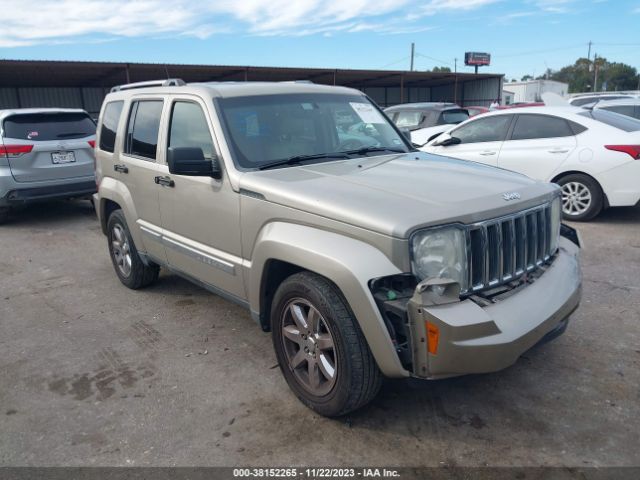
[
  {"left": 281, "top": 298, "right": 337, "bottom": 396},
  {"left": 561, "top": 181, "right": 592, "bottom": 216},
  {"left": 111, "top": 224, "right": 132, "bottom": 277}
]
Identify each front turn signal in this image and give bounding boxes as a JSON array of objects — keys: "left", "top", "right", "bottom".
[{"left": 426, "top": 321, "right": 440, "bottom": 355}]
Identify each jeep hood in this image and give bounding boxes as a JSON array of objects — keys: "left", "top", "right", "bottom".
[{"left": 239, "top": 152, "right": 558, "bottom": 238}]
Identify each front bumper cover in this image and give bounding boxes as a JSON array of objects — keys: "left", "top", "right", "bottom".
[{"left": 407, "top": 234, "right": 581, "bottom": 379}]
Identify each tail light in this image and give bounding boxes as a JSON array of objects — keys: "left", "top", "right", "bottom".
[
  {"left": 605, "top": 145, "right": 640, "bottom": 159},
  {"left": 0, "top": 144, "right": 34, "bottom": 157},
  {"left": 88, "top": 140, "right": 96, "bottom": 148}
]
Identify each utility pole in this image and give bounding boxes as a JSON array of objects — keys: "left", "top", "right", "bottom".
[
  {"left": 593, "top": 54, "right": 599, "bottom": 92},
  {"left": 410, "top": 43, "right": 415, "bottom": 71},
  {"left": 587, "top": 41, "right": 592, "bottom": 61},
  {"left": 454, "top": 58, "right": 457, "bottom": 73}
]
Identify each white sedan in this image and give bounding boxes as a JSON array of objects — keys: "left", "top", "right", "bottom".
[{"left": 420, "top": 106, "right": 640, "bottom": 220}]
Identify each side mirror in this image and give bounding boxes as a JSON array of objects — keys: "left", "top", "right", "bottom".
[
  {"left": 167, "top": 147, "right": 222, "bottom": 179},
  {"left": 432, "top": 133, "right": 461, "bottom": 147}
]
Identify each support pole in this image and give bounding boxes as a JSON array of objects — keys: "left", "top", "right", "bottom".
[{"left": 410, "top": 43, "right": 415, "bottom": 71}]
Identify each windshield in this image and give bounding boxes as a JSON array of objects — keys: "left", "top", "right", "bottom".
[
  {"left": 216, "top": 93, "right": 410, "bottom": 169},
  {"left": 3, "top": 112, "right": 95, "bottom": 141},
  {"left": 579, "top": 109, "right": 640, "bottom": 132}
]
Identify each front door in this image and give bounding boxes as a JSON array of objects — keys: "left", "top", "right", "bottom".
[
  {"left": 157, "top": 97, "right": 245, "bottom": 299},
  {"left": 431, "top": 114, "right": 514, "bottom": 167}
]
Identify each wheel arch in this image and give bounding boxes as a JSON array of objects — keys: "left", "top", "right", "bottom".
[
  {"left": 248, "top": 222, "right": 409, "bottom": 378},
  {"left": 550, "top": 170, "right": 609, "bottom": 208},
  {"left": 96, "top": 177, "right": 142, "bottom": 244}
]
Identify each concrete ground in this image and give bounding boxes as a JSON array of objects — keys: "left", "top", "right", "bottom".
[{"left": 0, "top": 200, "right": 638, "bottom": 467}]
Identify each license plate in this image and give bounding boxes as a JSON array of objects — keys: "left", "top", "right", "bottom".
[{"left": 51, "top": 151, "right": 76, "bottom": 164}]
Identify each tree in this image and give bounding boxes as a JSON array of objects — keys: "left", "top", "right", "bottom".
[
  {"left": 429, "top": 66, "right": 451, "bottom": 73},
  {"left": 599, "top": 61, "right": 638, "bottom": 91},
  {"left": 521, "top": 74, "right": 533, "bottom": 81},
  {"left": 547, "top": 56, "right": 638, "bottom": 92}
]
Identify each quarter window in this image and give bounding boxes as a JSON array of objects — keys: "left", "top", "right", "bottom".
[
  {"left": 99, "top": 101, "right": 124, "bottom": 153},
  {"left": 125, "top": 100, "right": 163, "bottom": 160},
  {"left": 168, "top": 102, "right": 215, "bottom": 160},
  {"left": 511, "top": 114, "right": 574, "bottom": 140},
  {"left": 451, "top": 115, "right": 512, "bottom": 144}
]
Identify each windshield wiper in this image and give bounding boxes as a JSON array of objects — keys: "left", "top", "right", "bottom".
[
  {"left": 257, "top": 152, "right": 350, "bottom": 171},
  {"left": 340, "top": 146, "right": 408, "bottom": 156}
]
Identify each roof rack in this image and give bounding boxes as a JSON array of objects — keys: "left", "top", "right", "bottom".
[{"left": 110, "top": 78, "right": 186, "bottom": 93}]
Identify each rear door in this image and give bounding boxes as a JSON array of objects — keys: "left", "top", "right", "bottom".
[
  {"left": 429, "top": 114, "right": 513, "bottom": 166},
  {"left": 120, "top": 99, "right": 168, "bottom": 263},
  {"left": 498, "top": 114, "right": 577, "bottom": 180},
  {"left": 2, "top": 111, "right": 95, "bottom": 182}
]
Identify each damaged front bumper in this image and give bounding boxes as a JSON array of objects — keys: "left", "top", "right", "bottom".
[{"left": 372, "top": 226, "right": 582, "bottom": 380}]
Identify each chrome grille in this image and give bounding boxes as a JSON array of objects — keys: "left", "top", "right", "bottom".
[{"left": 466, "top": 202, "right": 556, "bottom": 293}]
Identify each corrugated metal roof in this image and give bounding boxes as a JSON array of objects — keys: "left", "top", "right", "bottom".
[{"left": 0, "top": 59, "right": 503, "bottom": 89}]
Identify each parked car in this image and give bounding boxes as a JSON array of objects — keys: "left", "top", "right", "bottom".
[
  {"left": 421, "top": 106, "right": 640, "bottom": 220},
  {"left": 568, "top": 93, "right": 637, "bottom": 107},
  {"left": 94, "top": 79, "right": 581, "bottom": 416},
  {"left": 384, "top": 102, "right": 469, "bottom": 145},
  {"left": 498, "top": 102, "right": 545, "bottom": 109},
  {"left": 0, "top": 108, "right": 96, "bottom": 224},
  {"left": 465, "top": 106, "right": 489, "bottom": 117},
  {"left": 588, "top": 98, "right": 640, "bottom": 120}
]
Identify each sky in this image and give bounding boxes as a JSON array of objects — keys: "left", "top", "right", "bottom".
[{"left": 0, "top": 0, "right": 638, "bottom": 81}]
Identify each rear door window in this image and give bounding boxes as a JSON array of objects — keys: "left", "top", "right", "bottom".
[
  {"left": 99, "top": 101, "right": 124, "bottom": 153},
  {"left": 3, "top": 112, "right": 95, "bottom": 141},
  {"left": 511, "top": 114, "right": 574, "bottom": 140},
  {"left": 125, "top": 100, "right": 164, "bottom": 160},
  {"left": 451, "top": 115, "right": 513, "bottom": 144}
]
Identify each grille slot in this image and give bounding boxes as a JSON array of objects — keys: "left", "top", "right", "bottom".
[{"left": 466, "top": 202, "right": 556, "bottom": 294}]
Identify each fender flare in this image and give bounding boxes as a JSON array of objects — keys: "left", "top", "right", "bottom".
[
  {"left": 248, "top": 222, "right": 409, "bottom": 378},
  {"left": 97, "top": 177, "right": 143, "bottom": 248}
]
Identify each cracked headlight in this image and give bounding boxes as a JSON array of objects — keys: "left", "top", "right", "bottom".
[{"left": 411, "top": 227, "right": 468, "bottom": 292}]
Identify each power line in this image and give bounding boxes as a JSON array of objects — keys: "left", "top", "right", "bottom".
[
  {"left": 414, "top": 52, "right": 453, "bottom": 66},
  {"left": 380, "top": 56, "right": 411, "bottom": 69}
]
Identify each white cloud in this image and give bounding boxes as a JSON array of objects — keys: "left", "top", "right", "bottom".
[{"left": 0, "top": 0, "right": 496, "bottom": 47}]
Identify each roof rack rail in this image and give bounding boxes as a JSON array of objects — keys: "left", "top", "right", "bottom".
[
  {"left": 279, "top": 80, "right": 314, "bottom": 84},
  {"left": 110, "top": 78, "right": 186, "bottom": 93}
]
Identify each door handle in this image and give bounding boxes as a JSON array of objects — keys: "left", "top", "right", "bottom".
[
  {"left": 548, "top": 149, "right": 569, "bottom": 154},
  {"left": 113, "top": 164, "right": 129, "bottom": 173},
  {"left": 479, "top": 151, "right": 496, "bottom": 156},
  {"left": 154, "top": 176, "right": 175, "bottom": 187}
]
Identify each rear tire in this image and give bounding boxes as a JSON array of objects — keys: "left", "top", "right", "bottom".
[
  {"left": 271, "top": 271, "right": 382, "bottom": 417},
  {"left": 106, "top": 209, "right": 159, "bottom": 289},
  {"left": 557, "top": 173, "right": 604, "bottom": 221}
]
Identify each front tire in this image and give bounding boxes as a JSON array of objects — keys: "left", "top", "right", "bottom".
[
  {"left": 271, "top": 271, "right": 382, "bottom": 417},
  {"left": 107, "top": 209, "right": 159, "bottom": 289},
  {"left": 557, "top": 174, "right": 604, "bottom": 221}
]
